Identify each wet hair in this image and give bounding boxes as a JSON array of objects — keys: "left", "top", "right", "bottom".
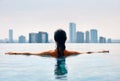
[{"left": 54, "top": 29, "right": 67, "bottom": 58}]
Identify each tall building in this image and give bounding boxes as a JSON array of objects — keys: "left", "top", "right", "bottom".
[
  {"left": 76, "top": 31, "right": 84, "bottom": 43},
  {"left": 19, "top": 35, "right": 26, "bottom": 43},
  {"left": 85, "top": 31, "right": 90, "bottom": 43},
  {"left": 29, "top": 33, "right": 38, "bottom": 43},
  {"left": 99, "top": 36, "right": 106, "bottom": 43},
  {"left": 69, "top": 22, "right": 76, "bottom": 43},
  {"left": 29, "top": 32, "right": 48, "bottom": 43},
  {"left": 90, "top": 29, "right": 98, "bottom": 43},
  {"left": 9, "top": 29, "right": 13, "bottom": 43},
  {"left": 37, "top": 32, "right": 48, "bottom": 43}
]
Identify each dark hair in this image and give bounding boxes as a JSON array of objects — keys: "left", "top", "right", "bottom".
[{"left": 54, "top": 29, "right": 67, "bottom": 58}]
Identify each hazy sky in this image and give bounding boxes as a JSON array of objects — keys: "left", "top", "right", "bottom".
[{"left": 0, "top": 0, "right": 120, "bottom": 40}]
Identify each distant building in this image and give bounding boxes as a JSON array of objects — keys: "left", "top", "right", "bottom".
[
  {"left": 37, "top": 32, "right": 48, "bottom": 43},
  {"left": 19, "top": 35, "right": 26, "bottom": 43},
  {"left": 69, "top": 22, "right": 76, "bottom": 43},
  {"left": 76, "top": 31, "right": 84, "bottom": 43},
  {"left": 0, "top": 39, "right": 9, "bottom": 43},
  {"left": 99, "top": 36, "right": 106, "bottom": 43},
  {"left": 9, "top": 29, "right": 13, "bottom": 43},
  {"left": 111, "top": 39, "right": 120, "bottom": 43},
  {"left": 85, "top": 31, "right": 90, "bottom": 43},
  {"left": 107, "top": 38, "right": 112, "bottom": 43},
  {"left": 90, "top": 29, "right": 98, "bottom": 43},
  {"left": 29, "top": 32, "right": 48, "bottom": 43},
  {"left": 29, "top": 33, "right": 38, "bottom": 43},
  {"left": 0, "top": 39, "right": 4, "bottom": 43}
]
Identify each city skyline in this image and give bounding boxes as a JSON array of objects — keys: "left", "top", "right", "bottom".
[
  {"left": 0, "top": 22, "right": 120, "bottom": 41},
  {"left": 1, "top": 25, "right": 120, "bottom": 43},
  {"left": 0, "top": 0, "right": 120, "bottom": 40}
]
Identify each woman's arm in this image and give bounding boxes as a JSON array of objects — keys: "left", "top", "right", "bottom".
[
  {"left": 85, "top": 50, "right": 109, "bottom": 54},
  {"left": 5, "top": 52, "right": 31, "bottom": 55},
  {"left": 5, "top": 50, "right": 54, "bottom": 56},
  {"left": 66, "top": 50, "right": 109, "bottom": 56}
]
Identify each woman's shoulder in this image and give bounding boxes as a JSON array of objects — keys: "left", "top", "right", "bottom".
[
  {"left": 64, "top": 50, "right": 80, "bottom": 56},
  {"left": 47, "top": 50, "right": 57, "bottom": 57}
]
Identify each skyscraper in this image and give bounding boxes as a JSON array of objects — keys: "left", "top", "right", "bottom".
[
  {"left": 76, "top": 31, "right": 84, "bottom": 43},
  {"left": 85, "top": 31, "right": 90, "bottom": 43},
  {"left": 69, "top": 22, "right": 76, "bottom": 43},
  {"left": 9, "top": 29, "right": 13, "bottom": 43},
  {"left": 90, "top": 29, "right": 98, "bottom": 43},
  {"left": 37, "top": 32, "right": 48, "bottom": 43},
  {"left": 29, "top": 32, "right": 48, "bottom": 43},
  {"left": 99, "top": 36, "right": 106, "bottom": 43},
  {"left": 19, "top": 35, "right": 26, "bottom": 43},
  {"left": 29, "top": 33, "right": 38, "bottom": 43}
]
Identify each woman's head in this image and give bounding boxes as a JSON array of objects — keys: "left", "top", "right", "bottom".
[
  {"left": 54, "top": 29, "right": 67, "bottom": 44},
  {"left": 54, "top": 29, "right": 67, "bottom": 58}
]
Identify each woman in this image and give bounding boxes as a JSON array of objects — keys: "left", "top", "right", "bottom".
[{"left": 6, "top": 29, "right": 109, "bottom": 58}]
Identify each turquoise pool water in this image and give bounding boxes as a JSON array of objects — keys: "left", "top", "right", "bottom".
[{"left": 0, "top": 44, "right": 120, "bottom": 81}]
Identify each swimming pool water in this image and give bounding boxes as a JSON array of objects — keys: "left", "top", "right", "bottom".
[{"left": 0, "top": 44, "right": 120, "bottom": 81}]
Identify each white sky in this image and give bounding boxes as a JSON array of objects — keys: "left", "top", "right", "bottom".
[{"left": 0, "top": 0, "right": 120, "bottom": 40}]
